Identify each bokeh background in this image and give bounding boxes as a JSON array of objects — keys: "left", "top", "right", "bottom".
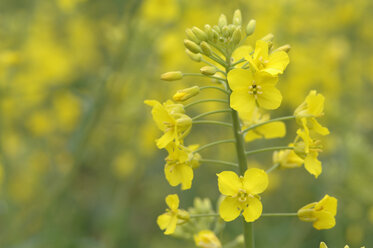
[{"left": 0, "top": 0, "right": 372, "bottom": 247}]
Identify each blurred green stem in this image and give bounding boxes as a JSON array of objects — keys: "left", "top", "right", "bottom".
[
  {"left": 241, "top": 115, "right": 296, "bottom": 134},
  {"left": 192, "top": 120, "right": 232, "bottom": 127},
  {"left": 184, "top": 99, "right": 228, "bottom": 108},
  {"left": 199, "top": 86, "right": 229, "bottom": 95},
  {"left": 192, "top": 109, "right": 231, "bottom": 120},
  {"left": 195, "top": 139, "right": 235, "bottom": 153},
  {"left": 261, "top": 213, "right": 298, "bottom": 217},
  {"left": 245, "top": 146, "right": 294, "bottom": 156},
  {"left": 200, "top": 159, "right": 238, "bottom": 168}
]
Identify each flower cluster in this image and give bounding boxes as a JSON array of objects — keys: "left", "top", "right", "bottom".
[{"left": 146, "top": 10, "right": 338, "bottom": 247}]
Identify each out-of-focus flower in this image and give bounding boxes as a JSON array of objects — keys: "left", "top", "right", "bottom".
[
  {"left": 217, "top": 168, "right": 268, "bottom": 222},
  {"left": 298, "top": 195, "right": 337, "bottom": 230},
  {"left": 194, "top": 230, "right": 222, "bottom": 248}
]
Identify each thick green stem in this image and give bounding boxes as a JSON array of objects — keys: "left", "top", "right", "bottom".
[
  {"left": 195, "top": 139, "right": 235, "bottom": 153},
  {"left": 245, "top": 146, "right": 294, "bottom": 156},
  {"left": 241, "top": 115, "right": 296, "bottom": 134}
]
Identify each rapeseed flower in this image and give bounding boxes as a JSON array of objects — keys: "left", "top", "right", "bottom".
[
  {"left": 217, "top": 168, "right": 268, "bottom": 222},
  {"left": 227, "top": 69, "right": 282, "bottom": 116},
  {"left": 298, "top": 195, "right": 337, "bottom": 230},
  {"left": 157, "top": 194, "right": 189, "bottom": 235},
  {"left": 194, "top": 230, "right": 222, "bottom": 248},
  {"left": 273, "top": 144, "right": 304, "bottom": 169}
]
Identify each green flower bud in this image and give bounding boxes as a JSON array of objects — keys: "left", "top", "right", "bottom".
[
  {"left": 184, "top": 39, "right": 202, "bottom": 54},
  {"left": 246, "top": 19, "right": 256, "bottom": 36},
  {"left": 228, "top": 24, "right": 236, "bottom": 36},
  {"left": 218, "top": 14, "right": 227, "bottom": 28},
  {"left": 320, "top": 242, "right": 328, "bottom": 248},
  {"left": 222, "top": 26, "right": 229, "bottom": 38},
  {"left": 233, "top": 9, "right": 242, "bottom": 26},
  {"left": 261, "top": 33, "right": 274, "bottom": 42},
  {"left": 185, "top": 28, "right": 200, "bottom": 44},
  {"left": 232, "top": 27, "right": 242, "bottom": 45},
  {"left": 185, "top": 49, "right": 202, "bottom": 62},
  {"left": 297, "top": 208, "right": 317, "bottom": 222},
  {"left": 192, "top": 26, "right": 207, "bottom": 42},
  {"left": 200, "top": 66, "right": 217, "bottom": 75},
  {"left": 200, "top": 41, "right": 212, "bottom": 56},
  {"left": 204, "top": 24, "right": 214, "bottom": 40},
  {"left": 173, "top": 86, "right": 200, "bottom": 102},
  {"left": 212, "top": 29, "right": 219, "bottom": 41},
  {"left": 160, "top": 71, "right": 183, "bottom": 81},
  {"left": 212, "top": 25, "right": 221, "bottom": 34}
]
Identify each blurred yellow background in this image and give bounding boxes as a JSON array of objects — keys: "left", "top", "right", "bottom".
[{"left": 0, "top": 0, "right": 372, "bottom": 247}]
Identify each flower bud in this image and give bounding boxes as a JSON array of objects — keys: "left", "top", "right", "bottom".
[
  {"left": 297, "top": 208, "right": 316, "bottom": 222},
  {"left": 274, "top": 44, "right": 291, "bottom": 53},
  {"left": 212, "top": 29, "right": 219, "bottom": 41},
  {"left": 200, "top": 66, "right": 217, "bottom": 76},
  {"left": 261, "top": 33, "right": 274, "bottom": 42},
  {"left": 246, "top": 19, "right": 256, "bottom": 36},
  {"left": 320, "top": 242, "right": 328, "bottom": 248},
  {"left": 184, "top": 39, "right": 202, "bottom": 54},
  {"left": 177, "top": 209, "right": 190, "bottom": 221},
  {"left": 204, "top": 24, "right": 213, "bottom": 40},
  {"left": 200, "top": 41, "right": 212, "bottom": 56},
  {"left": 185, "top": 28, "right": 200, "bottom": 44},
  {"left": 233, "top": 9, "right": 242, "bottom": 26},
  {"left": 185, "top": 49, "right": 202, "bottom": 62},
  {"left": 222, "top": 26, "right": 229, "bottom": 38},
  {"left": 232, "top": 27, "right": 242, "bottom": 45},
  {"left": 212, "top": 25, "right": 221, "bottom": 34},
  {"left": 160, "top": 71, "right": 183, "bottom": 81},
  {"left": 173, "top": 86, "right": 200, "bottom": 102},
  {"left": 218, "top": 14, "right": 227, "bottom": 28},
  {"left": 192, "top": 26, "right": 208, "bottom": 42}
]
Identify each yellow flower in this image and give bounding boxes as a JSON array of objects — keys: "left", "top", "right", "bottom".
[
  {"left": 298, "top": 195, "right": 337, "bottom": 230},
  {"left": 241, "top": 108, "right": 286, "bottom": 142},
  {"left": 164, "top": 142, "right": 201, "bottom": 190},
  {"left": 227, "top": 69, "right": 282, "bottom": 116},
  {"left": 157, "top": 194, "right": 189, "bottom": 235},
  {"left": 194, "top": 230, "right": 222, "bottom": 248},
  {"left": 247, "top": 40, "right": 289, "bottom": 76},
  {"left": 295, "top": 127, "right": 323, "bottom": 178},
  {"left": 217, "top": 168, "right": 268, "bottom": 222},
  {"left": 320, "top": 242, "right": 365, "bottom": 248},
  {"left": 145, "top": 100, "right": 192, "bottom": 148},
  {"left": 294, "top": 90, "right": 329, "bottom": 136},
  {"left": 273, "top": 144, "right": 304, "bottom": 169}
]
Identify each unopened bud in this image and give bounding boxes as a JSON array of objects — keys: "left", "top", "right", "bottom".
[
  {"left": 246, "top": 19, "right": 256, "bottom": 36},
  {"left": 200, "top": 41, "right": 212, "bottom": 56},
  {"left": 233, "top": 9, "right": 242, "bottom": 26},
  {"left": 176, "top": 116, "right": 192, "bottom": 128},
  {"left": 274, "top": 44, "right": 291, "bottom": 53},
  {"left": 222, "top": 26, "right": 229, "bottom": 38},
  {"left": 232, "top": 27, "right": 242, "bottom": 45},
  {"left": 212, "top": 25, "right": 221, "bottom": 34},
  {"left": 173, "top": 86, "right": 200, "bottom": 102},
  {"left": 160, "top": 71, "right": 183, "bottom": 81},
  {"left": 204, "top": 24, "right": 213, "bottom": 40},
  {"left": 228, "top": 24, "right": 236, "bottom": 36},
  {"left": 297, "top": 208, "right": 316, "bottom": 222},
  {"left": 200, "top": 66, "right": 217, "bottom": 76},
  {"left": 184, "top": 39, "right": 202, "bottom": 54},
  {"left": 261, "top": 33, "right": 274, "bottom": 42},
  {"left": 185, "top": 49, "right": 202, "bottom": 62},
  {"left": 218, "top": 14, "right": 227, "bottom": 28},
  {"left": 192, "top": 27, "right": 207, "bottom": 42},
  {"left": 320, "top": 242, "right": 328, "bottom": 248},
  {"left": 212, "top": 29, "right": 219, "bottom": 41},
  {"left": 185, "top": 28, "right": 200, "bottom": 44}
]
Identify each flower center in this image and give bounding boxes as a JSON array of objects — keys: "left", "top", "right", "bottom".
[
  {"left": 237, "top": 189, "right": 249, "bottom": 203},
  {"left": 248, "top": 81, "right": 263, "bottom": 99}
]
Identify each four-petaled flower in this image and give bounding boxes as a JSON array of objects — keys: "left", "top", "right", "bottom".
[
  {"left": 157, "top": 194, "right": 189, "bottom": 235},
  {"left": 298, "top": 195, "right": 337, "bottom": 230},
  {"left": 217, "top": 168, "right": 268, "bottom": 222}
]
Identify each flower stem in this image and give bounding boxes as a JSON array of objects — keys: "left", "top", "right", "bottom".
[
  {"left": 184, "top": 99, "right": 228, "bottom": 109},
  {"left": 189, "top": 213, "right": 219, "bottom": 218},
  {"left": 266, "top": 163, "right": 280, "bottom": 174},
  {"left": 183, "top": 73, "right": 226, "bottom": 81},
  {"left": 195, "top": 139, "right": 236, "bottom": 153},
  {"left": 199, "top": 159, "right": 238, "bottom": 168},
  {"left": 192, "top": 109, "right": 231, "bottom": 120},
  {"left": 199, "top": 86, "right": 229, "bottom": 95},
  {"left": 245, "top": 146, "right": 294, "bottom": 156},
  {"left": 192, "top": 120, "right": 232, "bottom": 128},
  {"left": 261, "top": 213, "right": 298, "bottom": 217},
  {"left": 241, "top": 115, "right": 296, "bottom": 134}
]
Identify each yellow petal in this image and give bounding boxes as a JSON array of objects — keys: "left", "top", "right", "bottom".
[
  {"left": 242, "top": 196, "right": 263, "bottom": 222},
  {"left": 252, "top": 40, "right": 269, "bottom": 61},
  {"left": 244, "top": 130, "right": 262, "bottom": 142},
  {"left": 164, "top": 215, "right": 178, "bottom": 235},
  {"left": 151, "top": 101, "right": 174, "bottom": 131},
  {"left": 230, "top": 91, "right": 256, "bottom": 114},
  {"left": 320, "top": 242, "right": 328, "bottom": 248},
  {"left": 257, "top": 121, "right": 286, "bottom": 139},
  {"left": 304, "top": 153, "right": 322, "bottom": 178},
  {"left": 313, "top": 211, "right": 336, "bottom": 230},
  {"left": 164, "top": 163, "right": 194, "bottom": 190},
  {"left": 306, "top": 91, "right": 325, "bottom": 116},
  {"left": 315, "top": 195, "right": 337, "bottom": 216},
  {"left": 243, "top": 168, "right": 268, "bottom": 195},
  {"left": 156, "top": 130, "right": 175, "bottom": 149},
  {"left": 157, "top": 213, "right": 171, "bottom": 230},
  {"left": 309, "top": 118, "right": 330, "bottom": 136},
  {"left": 217, "top": 171, "right": 241, "bottom": 196},
  {"left": 257, "top": 86, "right": 282, "bottom": 110},
  {"left": 227, "top": 68, "right": 253, "bottom": 91},
  {"left": 219, "top": 196, "right": 241, "bottom": 221},
  {"left": 264, "top": 51, "right": 289, "bottom": 75},
  {"left": 165, "top": 194, "right": 179, "bottom": 210},
  {"left": 232, "top": 45, "right": 252, "bottom": 65}
]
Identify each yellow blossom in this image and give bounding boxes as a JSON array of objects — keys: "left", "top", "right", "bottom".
[
  {"left": 164, "top": 142, "right": 201, "bottom": 190},
  {"left": 294, "top": 90, "right": 329, "bottom": 136},
  {"left": 320, "top": 242, "right": 365, "bottom": 248},
  {"left": 157, "top": 194, "right": 189, "bottom": 235},
  {"left": 298, "top": 195, "right": 337, "bottom": 230},
  {"left": 273, "top": 144, "right": 304, "bottom": 169},
  {"left": 241, "top": 108, "right": 286, "bottom": 142},
  {"left": 194, "top": 230, "right": 222, "bottom": 248},
  {"left": 217, "top": 168, "right": 268, "bottom": 222},
  {"left": 227, "top": 69, "right": 282, "bottom": 116},
  {"left": 247, "top": 40, "right": 289, "bottom": 76},
  {"left": 144, "top": 100, "right": 192, "bottom": 148}
]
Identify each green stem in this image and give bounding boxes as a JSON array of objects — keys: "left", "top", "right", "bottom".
[
  {"left": 245, "top": 146, "right": 294, "bottom": 156},
  {"left": 230, "top": 58, "right": 246, "bottom": 67},
  {"left": 241, "top": 115, "right": 296, "bottom": 134},
  {"left": 261, "top": 213, "right": 298, "bottom": 217},
  {"left": 201, "top": 59, "right": 226, "bottom": 74},
  {"left": 200, "top": 86, "right": 229, "bottom": 95},
  {"left": 266, "top": 163, "right": 280, "bottom": 174},
  {"left": 192, "top": 120, "right": 232, "bottom": 128},
  {"left": 184, "top": 99, "right": 228, "bottom": 109},
  {"left": 189, "top": 213, "right": 219, "bottom": 218},
  {"left": 192, "top": 109, "right": 231, "bottom": 120},
  {"left": 195, "top": 139, "right": 235, "bottom": 153},
  {"left": 199, "top": 159, "right": 238, "bottom": 168},
  {"left": 183, "top": 72, "right": 226, "bottom": 81}
]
